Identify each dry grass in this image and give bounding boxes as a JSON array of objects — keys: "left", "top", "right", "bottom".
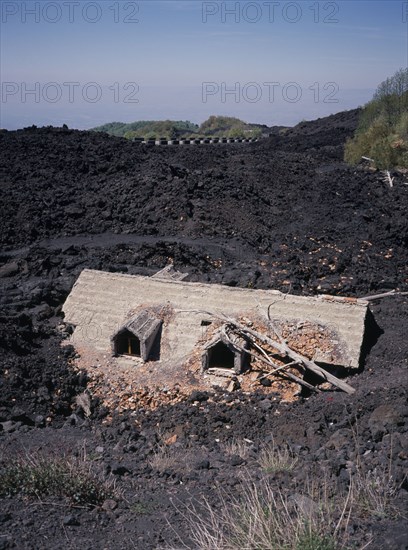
[
  {"left": 258, "top": 440, "right": 299, "bottom": 473},
  {"left": 169, "top": 456, "right": 406, "bottom": 549},
  {"left": 220, "top": 438, "right": 253, "bottom": 460},
  {"left": 170, "top": 476, "right": 353, "bottom": 550},
  {"left": 148, "top": 444, "right": 197, "bottom": 473},
  {"left": 352, "top": 463, "right": 401, "bottom": 520},
  {"left": 220, "top": 438, "right": 300, "bottom": 474},
  {"left": 350, "top": 426, "right": 404, "bottom": 520}
]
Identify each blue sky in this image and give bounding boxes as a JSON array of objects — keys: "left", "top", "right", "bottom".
[{"left": 0, "top": 0, "right": 407, "bottom": 129}]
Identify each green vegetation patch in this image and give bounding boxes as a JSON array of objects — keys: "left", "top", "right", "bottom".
[
  {"left": 0, "top": 455, "right": 114, "bottom": 506},
  {"left": 345, "top": 68, "right": 408, "bottom": 170}
]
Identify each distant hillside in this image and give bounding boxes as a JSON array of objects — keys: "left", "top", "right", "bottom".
[{"left": 91, "top": 116, "right": 273, "bottom": 140}]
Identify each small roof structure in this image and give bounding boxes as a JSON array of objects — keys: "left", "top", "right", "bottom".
[
  {"left": 111, "top": 309, "right": 162, "bottom": 361},
  {"left": 62, "top": 268, "right": 369, "bottom": 369},
  {"left": 201, "top": 328, "right": 248, "bottom": 374}
]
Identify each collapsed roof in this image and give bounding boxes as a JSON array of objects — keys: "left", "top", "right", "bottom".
[{"left": 62, "top": 268, "right": 369, "bottom": 369}]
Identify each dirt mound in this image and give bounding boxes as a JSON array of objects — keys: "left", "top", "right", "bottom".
[{"left": 0, "top": 109, "right": 407, "bottom": 549}]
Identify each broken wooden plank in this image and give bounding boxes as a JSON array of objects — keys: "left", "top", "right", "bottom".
[
  {"left": 220, "top": 326, "right": 319, "bottom": 393},
  {"left": 257, "top": 360, "right": 299, "bottom": 380},
  {"left": 207, "top": 367, "right": 236, "bottom": 378},
  {"left": 235, "top": 322, "right": 356, "bottom": 395},
  {"left": 361, "top": 290, "right": 408, "bottom": 301}
]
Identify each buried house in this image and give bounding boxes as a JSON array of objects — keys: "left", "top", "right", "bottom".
[{"left": 62, "top": 268, "right": 370, "bottom": 388}]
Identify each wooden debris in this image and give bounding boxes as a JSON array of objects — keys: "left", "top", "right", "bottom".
[
  {"left": 384, "top": 170, "right": 394, "bottom": 188},
  {"left": 227, "top": 379, "right": 240, "bottom": 392},
  {"left": 258, "top": 360, "right": 300, "bottom": 381},
  {"left": 361, "top": 290, "right": 408, "bottom": 301},
  {"left": 240, "top": 322, "right": 355, "bottom": 394},
  {"left": 207, "top": 367, "right": 236, "bottom": 378},
  {"left": 221, "top": 327, "right": 318, "bottom": 393},
  {"left": 199, "top": 310, "right": 356, "bottom": 394}
]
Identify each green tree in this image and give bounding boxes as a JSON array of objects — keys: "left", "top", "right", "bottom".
[{"left": 345, "top": 68, "right": 408, "bottom": 169}]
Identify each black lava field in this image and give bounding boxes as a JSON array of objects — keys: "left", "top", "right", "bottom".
[{"left": 0, "top": 109, "right": 407, "bottom": 549}]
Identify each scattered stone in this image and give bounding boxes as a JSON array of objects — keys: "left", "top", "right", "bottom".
[
  {"left": 34, "top": 415, "right": 45, "bottom": 427},
  {"left": 61, "top": 344, "right": 76, "bottom": 357},
  {"left": 259, "top": 399, "right": 273, "bottom": 411},
  {"left": 0, "top": 513, "right": 11, "bottom": 524},
  {"left": 0, "top": 261, "right": 19, "bottom": 278},
  {"left": 164, "top": 434, "right": 178, "bottom": 445},
  {"left": 102, "top": 499, "right": 118, "bottom": 512},
  {"left": 189, "top": 391, "right": 209, "bottom": 402},
  {"left": 369, "top": 405, "right": 403, "bottom": 440},
  {"left": 64, "top": 413, "right": 80, "bottom": 426},
  {"left": 1, "top": 421, "right": 17, "bottom": 433},
  {"left": 209, "top": 375, "right": 231, "bottom": 390},
  {"left": 64, "top": 205, "right": 84, "bottom": 218},
  {"left": 194, "top": 459, "right": 210, "bottom": 470},
  {"left": 227, "top": 379, "right": 240, "bottom": 392},
  {"left": 63, "top": 515, "right": 80, "bottom": 526},
  {"left": 230, "top": 454, "right": 245, "bottom": 466},
  {"left": 326, "top": 428, "right": 352, "bottom": 451}
]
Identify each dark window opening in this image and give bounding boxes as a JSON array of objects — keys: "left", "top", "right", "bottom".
[
  {"left": 209, "top": 342, "right": 234, "bottom": 369},
  {"left": 115, "top": 330, "right": 141, "bottom": 357},
  {"left": 201, "top": 320, "right": 212, "bottom": 327}
]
